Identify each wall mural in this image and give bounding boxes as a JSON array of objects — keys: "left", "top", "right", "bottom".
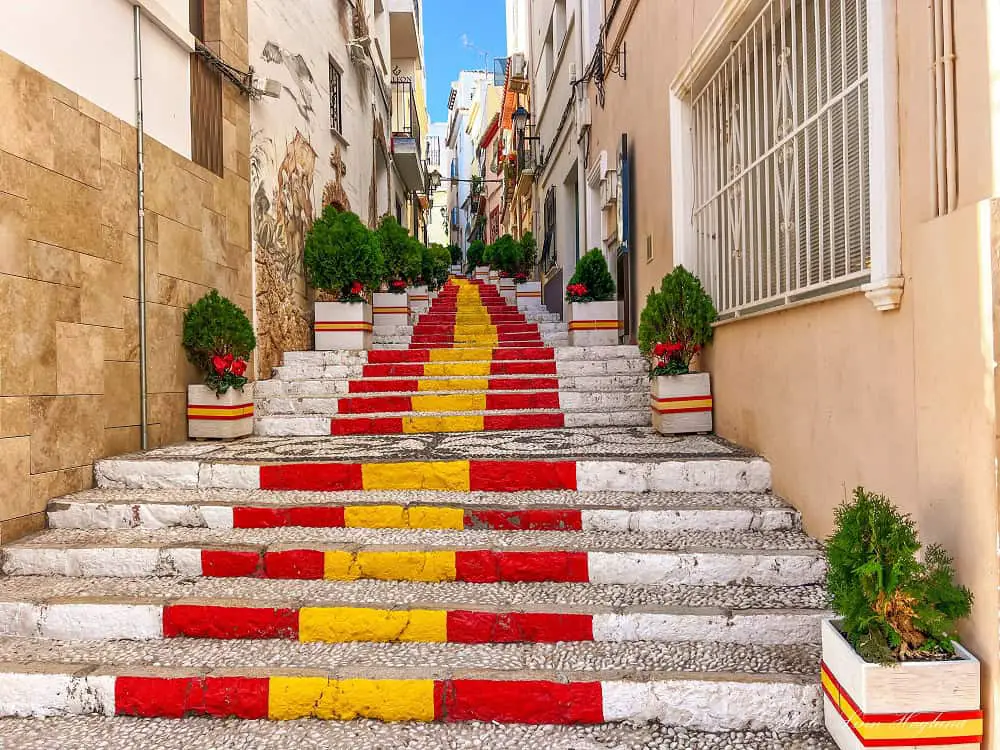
[{"left": 251, "top": 130, "right": 316, "bottom": 378}]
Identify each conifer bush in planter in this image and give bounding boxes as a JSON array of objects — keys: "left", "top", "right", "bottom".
[
  {"left": 565, "top": 249, "right": 618, "bottom": 346},
  {"left": 426, "top": 244, "right": 451, "bottom": 294},
  {"left": 488, "top": 234, "right": 522, "bottom": 303},
  {"left": 638, "top": 265, "right": 717, "bottom": 434},
  {"left": 304, "top": 206, "right": 384, "bottom": 351},
  {"left": 514, "top": 232, "right": 541, "bottom": 310},
  {"left": 467, "top": 240, "right": 488, "bottom": 281},
  {"left": 374, "top": 216, "right": 420, "bottom": 329},
  {"left": 182, "top": 290, "right": 257, "bottom": 439},
  {"left": 821, "top": 488, "right": 980, "bottom": 750}
]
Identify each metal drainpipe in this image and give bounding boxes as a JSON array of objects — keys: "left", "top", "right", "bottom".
[{"left": 133, "top": 5, "right": 149, "bottom": 451}]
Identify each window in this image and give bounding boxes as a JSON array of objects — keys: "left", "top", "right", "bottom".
[
  {"left": 542, "top": 186, "right": 557, "bottom": 272},
  {"left": 677, "top": 0, "right": 879, "bottom": 318},
  {"left": 189, "top": 0, "right": 223, "bottom": 175},
  {"left": 554, "top": 0, "right": 567, "bottom": 50},
  {"left": 543, "top": 25, "right": 555, "bottom": 86},
  {"left": 490, "top": 207, "right": 501, "bottom": 242},
  {"left": 329, "top": 57, "right": 343, "bottom": 134}
]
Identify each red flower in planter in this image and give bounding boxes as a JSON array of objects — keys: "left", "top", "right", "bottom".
[
  {"left": 391, "top": 279, "right": 407, "bottom": 290},
  {"left": 231, "top": 358, "right": 247, "bottom": 377},
  {"left": 223, "top": 353, "right": 234, "bottom": 367},
  {"left": 350, "top": 281, "right": 364, "bottom": 296},
  {"left": 566, "top": 283, "right": 589, "bottom": 299},
  {"left": 514, "top": 272, "right": 528, "bottom": 283},
  {"left": 212, "top": 355, "right": 228, "bottom": 375}
]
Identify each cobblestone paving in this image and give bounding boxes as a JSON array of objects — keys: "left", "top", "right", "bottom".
[
  {"left": 115, "top": 427, "right": 748, "bottom": 463},
  {"left": 0, "top": 636, "right": 821, "bottom": 676},
  {"left": 0, "top": 576, "right": 831, "bottom": 611},
  {"left": 0, "top": 717, "right": 838, "bottom": 750}
]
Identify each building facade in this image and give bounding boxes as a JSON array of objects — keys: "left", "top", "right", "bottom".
[
  {"left": 425, "top": 122, "right": 452, "bottom": 247},
  {"left": 582, "top": 0, "right": 1000, "bottom": 745},
  {"left": 445, "top": 70, "right": 490, "bottom": 253},
  {"left": 0, "top": 0, "right": 253, "bottom": 539}
]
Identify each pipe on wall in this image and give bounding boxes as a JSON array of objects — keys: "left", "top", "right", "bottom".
[{"left": 133, "top": 5, "right": 150, "bottom": 451}]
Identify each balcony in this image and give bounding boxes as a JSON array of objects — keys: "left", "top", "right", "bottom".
[
  {"left": 388, "top": 0, "right": 421, "bottom": 61},
  {"left": 391, "top": 78, "right": 425, "bottom": 193}
]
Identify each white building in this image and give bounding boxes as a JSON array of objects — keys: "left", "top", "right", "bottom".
[
  {"left": 425, "top": 122, "right": 452, "bottom": 247},
  {"left": 445, "top": 70, "right": 490, "bottom": 252}
]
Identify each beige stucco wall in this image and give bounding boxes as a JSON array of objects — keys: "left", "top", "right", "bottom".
[
  {"left": 0, "top": 2, "right": 252, "bottom": 542},
  {"left": 588, "top": 0, "right": 1000, "bottom": 745}
]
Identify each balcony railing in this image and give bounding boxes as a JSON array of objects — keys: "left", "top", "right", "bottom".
[
  {"left": 426, "top": 137, "right": 441, "bottom": 168},
  {"left": 391, "top": 77, "right": 422, "bottom": 158}
]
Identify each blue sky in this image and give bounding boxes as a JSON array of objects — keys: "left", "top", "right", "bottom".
[{"left": 423, "top": 0, "right": 507, "bottom": 122}]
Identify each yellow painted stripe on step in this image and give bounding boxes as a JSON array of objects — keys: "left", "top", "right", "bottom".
[
  {"left": 453, "top": 324, "right": 498, "bottom": 335},
  {"left": 403, "top": 415, "right": 485, "bottom": 433},
  {"left": 416, "top": 378, "right": 489, "bottom": 391},
  {"left": 298, "top": 607, "right": 447, "bottom": 643},
  {"left": 361, "top": 460, "right": 471, "bottom": 490},
  {"left": 268, "top": 677, "right": 436, "bottom": 721},
  {"left": 428, "top": 348, "right": 493, "bottom": 362},
  {"left": 323, "top": 550, "right": 458, "bottom": 582},
  {"left": 423, "top": 362, "right": 492, "bottom": 377},
  {"left": 341, "top": 505, "right": 464, "bottom": 529},
  {"left": 411, "top": 394, "right": 487, "bottom": 412}
]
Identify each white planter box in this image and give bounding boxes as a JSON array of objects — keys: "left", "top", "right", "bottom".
[
  {"left": 488, "top": 269, "right": 500, "bottom": 290},
  {"left": 450, "top": 264, "right": 463, "bottom": 276},
  {"left": 474, "top": 265, "right": 490, "bottom": 284},
  {"left": 516, "top": 281, "right": 542, "bottom": 310},
  {"left": 373, "top": 291, "right": 409, "bottom": 328},
  {"left": 568, "top": 300, "right": 619, "bottom": 346},
  {"left": 499, "top": 277, "right": 517, "bottom": 305},
  {"left": 651, "top": 372, "right": 713, "bottom": 435},
  {"left": 314, "top": 300, "right": 372, "bottom": 351},
  {"left": 406, "top": 285, "right": 430, "bottom": 315},
  {"left": 187, "top": 384, "right": 254, "bottom": 439},
  {"left": 821, "top": 619, "right": 982, "bottom": 750}
]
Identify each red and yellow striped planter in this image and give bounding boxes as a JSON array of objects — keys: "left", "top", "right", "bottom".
[
  {"left": 516, "top": 281, "right": 542, "bottom": 310},
  {"left": 651, "top": 373, "right": 713, "bottom": 435},
  {"left": 567, "top": 301, "right": 620, "bottom": 346},
  {"left": 406, "top": 285, "right": 431, "bottom": 315},
  {"left": 821, "top": 620, "right": 982, "bottom": 750},
  {"left": 314, "top": 300, "right": 373, "bottom": 351},
  {"left": 187, "top": 384, "right": 254, "bottom": 439},
  {"left": 474, "top": 266, "right": 491, "bottom": 283},
  {"left": 372, "top": 291, "right": 409, "bottom": 328}
]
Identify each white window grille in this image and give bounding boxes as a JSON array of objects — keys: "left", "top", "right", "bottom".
[{"left": 685, "top": 0, "right": 874, "bottom": 318}]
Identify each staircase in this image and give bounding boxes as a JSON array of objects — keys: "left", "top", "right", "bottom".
[{"left": 0, "top": 278, "right": 834, "bottom": 748}]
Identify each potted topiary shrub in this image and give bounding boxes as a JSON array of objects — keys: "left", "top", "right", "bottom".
[
  {"left": 638, "top": 265, "right": 716, "bottom": 435},
  {"left": 304, "top": 206, "right": 384, "bottom": 351},
  {"left": 467, "top": 239, "right": 488, "bottom": 283},
  {"left": 426, "top": 244, "right": 451, "bottom": 302},
  {"left": 448, "top": 244, "right": 463, "bottom": 276},
  {"left": 515, "top": 231, "right": 541, "bottom": 311},
  {"left": 375, "top": 215, "right": 421, "bottom": 331},
  {"left": 566, "top": 249, "right": 618, "bottom": 346},
  {"left": 488, "top": 234, "right": 523, "bottom": 304},
  {"left": 182, "top": 290, "right": 257, "bottom": 439},
  {"left": 822, "top": 488, "right": 980, "bottom": 750}
]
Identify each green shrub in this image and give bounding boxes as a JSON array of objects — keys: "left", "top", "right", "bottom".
[
  {"left": 638, "top": 265, "right": 716, "bottom": 375},
  {"left": 376, "top": 215, "right": 423, "bottom": 284},
  {"left": 304, "top": 206, "right": 384, "bottom": 300},
  {"left": 424, "top": 244, "right": 452, "bottom": 290},
  {"left": 519, "top": 231, "right": 537, "bottom": 275},
  {"left": 448, "top": 244, "right": 463, "bottom": 266},
  {"left": 182, "top": 289, "right": 256, "bottom": 394},
  {"left": 565, "top": 249, "right": 615, "bottom": 302},
  {"left": 486, "top": 235, "right": 522, "bottom": 276},
  {"left": 826, "top": 488, "right": 973, "bottom": 664},
  {"left": 466, "top": 240, "right": 486, "bottom": 273}
]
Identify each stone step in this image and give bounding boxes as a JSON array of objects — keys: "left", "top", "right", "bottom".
[
  {"left": 92, "top": 428, "right": 772, "bottom": 494},
  {"left": 0, "top": 584, "right": 826, "bottom": 644},
  {"left": 46, "top": 488, "right": 800, "bottom": 533},
  {"left": 0, "top": 637, "right": 823, "bottom": 729},
  {"left": 0, "top": 716, "right": 838, "bottom": 749},
  {"left": 262, "top": 391, "right": 648, "bottom": 417},
  {"left": 357, "top": 357, "right": 647, "bottom": 379},
  {"left": 0, "top": 527, "right": 824, "bottom": 586}
]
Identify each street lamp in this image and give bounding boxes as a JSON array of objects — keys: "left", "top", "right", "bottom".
[
  {"left": 428, "top": 169, "right": 442, "bottom": 192},
  {"left": 512, "top": 106, "right": 530, "bottom": 140}
]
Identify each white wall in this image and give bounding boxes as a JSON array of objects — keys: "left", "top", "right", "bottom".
[{"left": 0, "top": 0, "right": 193, "bottom": 158}]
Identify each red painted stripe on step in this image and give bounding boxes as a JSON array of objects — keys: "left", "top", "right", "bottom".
[
  {"left": 454, "top": 551, "right": 590, "bottom": 583},
  {"left": 201, "top": 550, "right": 262, "bottom": 577},
  {"left": 163, "top": 605, "right": 299, "bottom": 639},
  {"left": 491, "top": 347, "right": 554, "bottom": 360},
  {"left": 485, "top": 392, "right": 560, "bottom": 410},
  {"left": 350, "top": 379, "right": 419, "bottom": 393},
  {"left": 446, "top": 611, "right": 593, "bottom": 643},
  {"left": 464, "top": 509, "right": 583, "bottom": 531},
  {"left": 469, "top": 460, "right": 577, "bottom": 490},
  {"left": 233, "top": 506, "right": 346, "bottom": 528},
  {"left": 490, "top": 360, "right": 557, "bottom": 375},
  {"left": 367, "top": 350, "right": 431, "bottom": 364},
  {"left": 363, "top": 364, "right": 425, "bottom": 377},
  {"left": 331, "top": 417, "right": 404, "bottom": 435},
  {"left": 115, "top": 676, "right": 270, "bottom": 719},
  {"left": 338, "top": 395, "right": 413, "bottom": 414},
  {"left": 264, "top": 549, "right": 326, "bottom": 579},
  {"left": 484, "top": 413, "right": 565, "bottom": 431},
  {"left": 436, "top": 679, "right": 603, "bottom": 724},
  {"left": 260, "top": 463, "right": 364, "bottom": 491},
  {"left": 488, "top": 377, "right": 559, "bottom": 390}
]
